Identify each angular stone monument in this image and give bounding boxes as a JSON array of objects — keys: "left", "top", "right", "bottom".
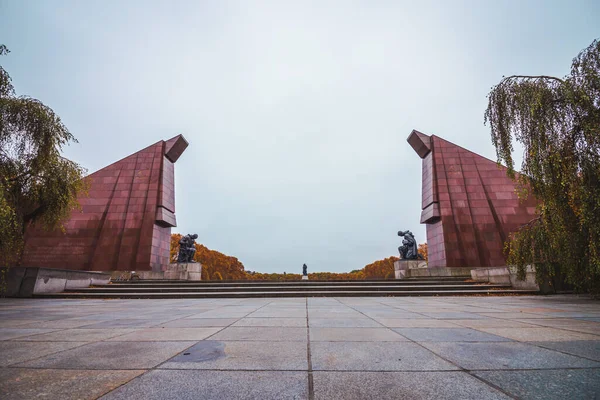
[
  {"left": 407, "top": 130, "right": 538, "bottom": 269},
  {"left": 20, "top": 134, "right": 189, "bottom": 273}
]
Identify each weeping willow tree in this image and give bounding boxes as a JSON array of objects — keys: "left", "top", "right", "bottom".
[
  {"left": 485, "top": 39, "right": 600, "bottom": 294},
  {"left": 0, "top": 45, "right": 87, "bottom": 268}
]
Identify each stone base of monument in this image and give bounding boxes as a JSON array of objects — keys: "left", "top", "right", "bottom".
[
  {"left": 302, "top": 275, "right": 309, "bottom": 280},
  {"left": 394, "top": 260, "right": 428, "bottom": 279},
  {"left": 471, "top": 266, "right": 539, "bottom": 291},
  {"left": 164, "top": 263, "right": 202, "bottom": 281},
  {"left": 3, "top": 267, "right": 111, "bottom": 297},
  {"left": 129, "top": 263, "right": 202, "bottom": 281},
  {"left": 394, "top": 260, "right": 476, "bottom": 279}
]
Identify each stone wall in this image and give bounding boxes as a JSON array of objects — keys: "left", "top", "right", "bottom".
[{"left": 4, "top": 267, "right": 111, "bottom": 297}]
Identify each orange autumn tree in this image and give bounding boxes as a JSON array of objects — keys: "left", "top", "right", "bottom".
[
  {"left": 308, "top": 271, "right": 365, "bottom": 280},
  {"left": 362, "top": 256, "right": 398, "bottom": 279},
  {"left": 244, "top": 271, "right": 303, "bottom": 281},
  {"left": 418, "top": 243, "right": 428, "bottom": 261},
  {"left": 170, "top": 233, "right": 246, "bottom": 280}
]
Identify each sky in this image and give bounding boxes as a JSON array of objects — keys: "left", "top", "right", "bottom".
[{"left": 1, "top": 1, "right": 598, "bottom": 273}]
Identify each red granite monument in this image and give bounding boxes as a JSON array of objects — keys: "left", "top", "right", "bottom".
[
  {"left": 21, "top": 135, "right": 188, "bottom": 272},
  {"left": 408, "top": 130, "right": 538, "bottom": 269}
]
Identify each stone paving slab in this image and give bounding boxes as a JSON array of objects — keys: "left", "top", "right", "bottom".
[
  {"left": 16, "top": 341, "right": 195, "bottom": 369},
  {"left": 187, "top": 311, "right": 250, "bottom": 318},
  {"left": 420, "top": 341, "right": 600, "bottom": 370},
  {"left": 393, "top": 327, "right": 512, "bottom": 342},
  {"left": 0, "top": 319, "right": 40, "bottom": 328},
  {"left": 247, "top": 310, "right": 307, "bottom": 318},
  {"left": 310, "top": 341, "right": 459, "bottom": 371},
  {"left": 1, "top": 295, "right": 600, "bottom": 399},
  {"left": 0, "top": 368, "right": 145, "bottom": 400},
  {"left": 19, "top": 328, "right": 139, "bottom": 342},
  {"left": 312, "top": 371, "right": 511, "bottom": 400},
  {"left": 374, "top": 318, "right": 459, "bottom": 328},
  {"left": 449, "top": 319, "right": 539, "bottom": 329},
  {"left": 476, "top": 327, "right": 600, "bottom": 342},
  {"left": 0, "top": 328, "right": 60, "bottom": 340},
  {"left": 309, "top": 311, "right": 371, "bottom": 319},
  {"left": 100, "top": 370, "right": 308, "bottom": 400},
  {"left": 160, "top": 340, "right": 308, "bottom": 370},
  {"left": 232, "top": 317, "right": 307, "bottom": 327},
  {"left": 105, "top": 327, "right": 220, "bottom": 341},
  {"left": 82, "top": 319, "right": 172, "bottom": 328},
  {"left": 155, "top": 318, "right": 239, "bottom": 327},
  {"left": 477, "top": 312, "right": 558, "bottom": 319},
  {"left": 0, "top": 341, "right": 88, "bottom": 366},
  {"left": 309, "top": 318, "right": 382, "bottom": 328},
  {"left": 419, "top": 311, "right": 486, "bottom": 319},
  {"left": 515, "top": 318, "right": 600, "bottom": 334},
  {"left": 18, "top": 319, "right": 102, "bottom": 329},
  {"left": 310, "top": 327, "right": 407, "bottom": 342},
  {"left": 532, "top": 340, "right": 600, "bottom": 361},
  {"left": 473, "top": 369, "right": 600, "bottom": 400},
  {"left": 210, "top": 326, "right": 307, "bottom": 341}
]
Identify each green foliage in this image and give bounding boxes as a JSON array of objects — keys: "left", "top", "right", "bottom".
[
  {"left": 485, "top": 39, "right": 600, "bottom": 294},
  {"left": 0, "top": 45, "right": 87, "bottom": 266}
]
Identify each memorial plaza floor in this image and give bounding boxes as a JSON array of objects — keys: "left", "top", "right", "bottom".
[{"left": 1, "top": 295, "right": 599, "bottom": 399}]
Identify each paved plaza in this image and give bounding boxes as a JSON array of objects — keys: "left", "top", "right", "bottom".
[{"left": 0, "top": 295, "right": 599, "bottom": 399}]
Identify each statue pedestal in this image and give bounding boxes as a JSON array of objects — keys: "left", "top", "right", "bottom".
[
  {"left": 302, "top": 276, "right": 309, "bottom": 280},
  {"left": 164, "top": 263, "right": 202, "bottom": 281},
  {"left": 394, "top": 259, "right": 427, "bottom": 279}
]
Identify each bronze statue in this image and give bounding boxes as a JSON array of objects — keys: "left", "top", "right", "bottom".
[
  {"left": 302, "top": 264, "right": 308, "bottom": 276},
  {"left": 177, "top": 233, "right": 198, "bottom": 262},
  {"left": 398, "top": 230, "right": 421, "bottom": 260}
]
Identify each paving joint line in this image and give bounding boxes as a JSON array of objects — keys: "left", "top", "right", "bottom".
[{"left": 305, "top": 298, "right": 314, "bottom": 400}]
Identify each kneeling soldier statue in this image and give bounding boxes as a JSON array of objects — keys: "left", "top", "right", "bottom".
[
  {"left": 397, "top": 230, "right": 423, "bottom": 260},
  {"left": 177, "top": 233, "right": 198, "bottom": 263}
]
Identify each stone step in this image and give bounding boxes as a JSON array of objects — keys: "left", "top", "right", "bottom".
[
  {"left": 83, "top": 284, "right": 509, "bottom": 293},
  {"left": 35, "top": 289, "right": 538, "bottom": 299},
  {"left": 121, "top": 276, "right": 471, "bottom": 284},
  {"left": 103, "top": 279, "right": 474, "bottom": 288}
]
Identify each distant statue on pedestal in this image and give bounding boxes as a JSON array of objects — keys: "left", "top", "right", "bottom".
[
  {"left": 398, "top": 230, "right": 422, "bottom": 260},
  {"left": 302, "top": 264, "right": 308, "bottom": 276},
  {"left": 177, "top": 233, "right": 198, "bottom": 263}
]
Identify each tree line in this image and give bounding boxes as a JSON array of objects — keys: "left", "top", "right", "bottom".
[{"left": 170, "top": 233, "right": 427, "bottom": 281}]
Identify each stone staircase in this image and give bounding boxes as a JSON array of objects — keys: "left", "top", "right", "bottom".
[{"left": 35, "top": 277, "right": 538, "bottom": 298}]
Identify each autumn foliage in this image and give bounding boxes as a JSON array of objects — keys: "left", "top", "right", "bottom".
[
  {"left": 362, "top": 257, "right": 398, "bottom": 279},
  {"left": 170, "top": 233, "right": 426, "bottom": 281},
  {"left": 170, "top": 234, "right": 246, "bottom": 280},
  {"left": 418, "top": 243, "right": 428, "bottom": 261}
]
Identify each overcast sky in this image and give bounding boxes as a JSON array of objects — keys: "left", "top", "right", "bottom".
[{"left": 1, "top": 1, "right": 598, "bottom": 273}]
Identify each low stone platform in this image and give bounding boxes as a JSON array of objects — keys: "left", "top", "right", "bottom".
[
  {"left": 1, "top": 295, "right": 599, "bottom": 399},
  {"left": 109, "top": 263, "right": 203, "bottom": 282},
  {"left": 3, "top": 267, "right": 111, "bottom": 297},
  {"left": 394, "top": 260, "right": 473, "bottom": 279},
  {"left": 471, "top": 266, "right": 539, "bottom": 291}
]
